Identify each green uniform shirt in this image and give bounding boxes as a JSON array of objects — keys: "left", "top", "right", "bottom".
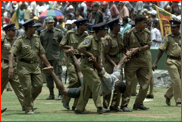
[
  {"left": 40, "top": 27, "right": 63, "bottom": 60},
  {"left": 103, "top": 32, "right": 124, "bottom": 56},
  {"left": 60, "top": 29, "right": 88, "bottom": 55},
  {"left": 78, "top": 33, "right": 102, "bottom": 57},
  {"left": 124, "top": 27, "right": 152, "bottom": 58},
  {"left": 10, "top": 34, "right": 45, "bottom": 62},
  {"left": 159, "top": 33, "right": 181, "bottom": 57}
]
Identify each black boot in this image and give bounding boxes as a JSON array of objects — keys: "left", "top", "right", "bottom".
[
  {"left": 46, "top": 89, "right": 55, "bottom": 100},
  {"left": 55, "top": 91, "right": 62, "bottom": 100}
]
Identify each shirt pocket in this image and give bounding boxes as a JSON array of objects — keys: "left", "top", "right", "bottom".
[
  {"left": 92, "top": 46, "right": 99, "bottom": 57},
  {"left": 111, "top": 41, "right": 118, "bottom": 48},
  {"left": 52, "top": 37, "right": 59, "bottom": 50},
  {"left": 22, "top": 44, "right": 31, "bottom": 54},
  {"left": 3, "top": 43, "right": 11, "bottom": 52}
]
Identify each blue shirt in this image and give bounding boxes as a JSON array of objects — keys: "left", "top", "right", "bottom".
[
  {"left": 121, "top": 23, "right": 131, "bottom": 38},
  {"left": 19, "top": 10, "right": 24, "bottom": 21}
]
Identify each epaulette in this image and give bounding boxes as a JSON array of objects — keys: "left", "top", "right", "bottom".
[
  {"left": 144, "top": 28, "right": 150, "bottom": 34},
  {"left": 40, "top": 29, "right": 46, "bottom": 32},
  {"left": 67, "top": 29, "right": 75, "bottom": 34},
  {"left": 33, "top": 34, "right": 39, "bottom": 37},
  {"left": 126, "top": 28, "right": 133, "bottom": 35},
  {"left": 105, "top": 34, "right": 112, "bottom": 40},
  {"left": 167, "top": 34, "right": 172, "bottom": 37},
  {"left": 84, "top": 31, "right": 88, "bottom": 34},
  {"left": 54, "top": 28, "right": 61, "bottom": 31},
  {"left": 85, "top": 35, "right": 93, "bottom": 40}
]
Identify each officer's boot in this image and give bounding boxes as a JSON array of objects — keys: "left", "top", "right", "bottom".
[
  {"left": 46, "top": 88, "right": 55, "bottom": 100},
  {"left": 55, "top": 90, "right": 62, "bottom": 100}
]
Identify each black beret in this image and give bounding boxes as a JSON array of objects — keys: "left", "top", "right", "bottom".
[
  {"left": 169, "top": 20, "right": 181, "bottom": 27},
  {"left": 92, "top": 22, "right": 107, "bottom": 31},
  {"left": 22, "top": 19, "right": 36, "bottom": 27},
  {"left": 74, "top": 18, "right": 88, "bottom": 26}
]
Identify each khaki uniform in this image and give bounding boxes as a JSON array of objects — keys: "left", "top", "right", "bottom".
[
  {"left": 60, "top": 29, "right": 88, "bottom": 106},
  {"left": 1, "top": 35, "right": 24, "bottom": 107},
  {"left": 102, "top": 32, "right": 124, "bottom": 108},
  {"left": 40, "top": 28, "right": 63, "bottom": 90},
  {"left": 76, "top": 34, "right": 102, "bottom": 111},
  {"left": 159, "top": 34, "right": 181, "bottom": 103},
  {"left": 121, "top": 27, "right": 152, "bottom": 106},
  {"left": 10, "top": 34, "right": 45, "bottom": 111}
]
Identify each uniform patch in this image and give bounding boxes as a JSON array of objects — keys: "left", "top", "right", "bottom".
[
  {"left": 149, "top": 35, "right": 151, "bottom": 40},
  {"left": 36, "top": 42, "right": 39, "bottom": 45},
  {"left": 84, "top": 39, "right": 90, "bottom": 44},
  {"left": 105, "top": 41, "right": 109, "bottom": 46},
  {"left": 162, "top": 39, "right": 165, "bottom": 43}
]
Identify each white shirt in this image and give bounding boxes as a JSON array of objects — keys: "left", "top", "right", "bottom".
[
  {"left": 100, "top": 68, "right": 121, "bottom": 97},
  {"left": 30, "top": 1, "right": 36, "bottom": 13},
  {"left": 135, "top": 1, "right": 143, "bottom": 15},
  {"left": 151, "top": 28, "right": 162, "bottom": 47},
  {"left": 34, "top": 5, "right": 40, "bottom": 17}
]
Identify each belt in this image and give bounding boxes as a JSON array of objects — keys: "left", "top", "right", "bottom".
[
  {"left": 167, "top": 55, "right": 181, "bottom": 60},
  {"left": 67, "top": 54, "right": 81, "bottom": 59},
  {"left": 82, "top": 56, "right": 88, "bottom": 59},
  {"left": 109, "top": 55, "right": 117, "bottom": 57},
  {"left": 20, "top": 59, "right": 37, "bottom": 64},
  {"left": 134, "top": 53, "right": 144, "bottom": 58},
  {"left": 1, "top": 59, "right": 9, "bottom": 63}
]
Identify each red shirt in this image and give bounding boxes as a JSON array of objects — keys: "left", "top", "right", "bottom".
[
  {"left": 86, "top": 1, "right": 94, "bottom": 8},
  {"left": 109, "top": 3, "right": 119, "bottom": 18}
]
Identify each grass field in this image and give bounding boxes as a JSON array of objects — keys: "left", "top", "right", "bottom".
[{"left": 1, "top": 83, "right": 181, "bottom": 121}]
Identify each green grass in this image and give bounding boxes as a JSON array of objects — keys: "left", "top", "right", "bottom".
[{"left": 1, "top": 83, "right": 181, "bottom": 121}]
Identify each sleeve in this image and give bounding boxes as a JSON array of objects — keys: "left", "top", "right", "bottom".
[
  {"left": 9, "top": 39, "right": 21, "bottom": 56},
  {"left": 94, "top": 12, "right": 99, "bottom": 22},
  {"left": 103, "top": 37, "right": 111, "bottom": 54},
  {"left": 39, "top": 42, "right": 45, "bottom": 54},
  {"left": 60, "top": 32, "right": 69, "bottom": 45},
  {"left": 146, "top": 32, "right": 152, "bottom": 46},
  {"left": 78, "top": 38, "right": 92, "bottom": 50},
  {"left": 114, "top": 5, "right": 119, "bottom": 16},
  {"left": 158, "top": 36, "right": 168, "bottom": 52},
  {"left": 58, "top": 31, "right": 63, "bottom": 43},
  {"left": 123, "top": 7, "right": 129, "bottom": 17},
  {"left": 39, "top": 32, "right": 43, "bottom": 45}
]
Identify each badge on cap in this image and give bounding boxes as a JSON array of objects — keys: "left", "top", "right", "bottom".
[
  {"left": 84, "top": 39, "right": 90, "bottom": 44},
  {"left": 172, "top": 22, "right": 174, "bottom": 25},
  {"left": 105, "top": 41, "right": 109, "bottom": 46}
]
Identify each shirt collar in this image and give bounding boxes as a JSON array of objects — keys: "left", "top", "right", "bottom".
[
  {"left": 110, "top": 31, "right": 117, "bottom": 37},
  {"left": 133, "top": 27, "right": 145, "bottom": 34}
]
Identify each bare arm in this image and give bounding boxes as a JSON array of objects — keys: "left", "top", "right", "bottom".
[
  {"left": 39, "top": 54, "right": 51, "bottom": 67},
  {"left": 77, "top": 47, "right": 96, "bottom": 62},
  {"left": 104, "top": 53, "right": 117, "bottom": 67},
  {"left": 153, "top": 40, "right": 162, "bottom": 43},
  {"left": 152, "top": 49, "right": 164, "bottom": 71}
]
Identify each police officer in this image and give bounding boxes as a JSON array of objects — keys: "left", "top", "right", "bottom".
[
  {"left": 1, "top": 24, "right": 24, "bottom": 110},
  {"left": 75, "top": 22, "right": 108, "bottom": 114},
  {"left": 102, "top": 18, "right": 124, "bottom": 112},
  {"left": 9, "top": 19, "right": 53, "bottom": 114},
  {"left": 40, "top": 16, "right": 63, "bottom": 100},
  {"left": 87, "top": 23, "right": 95, "bottom": 35},
  {"left": 121, "top": 15, "right": 152, "bottom": 111},
  {"left": 152, "top": 20, "right": 181, "bottom": 107},
  {"left": 59, "top": 19, "right": 89, "bottom": 110}
]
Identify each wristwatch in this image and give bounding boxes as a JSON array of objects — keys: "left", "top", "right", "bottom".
[{"left": 138, "top": 47, "right": 141, "bottom": 52}]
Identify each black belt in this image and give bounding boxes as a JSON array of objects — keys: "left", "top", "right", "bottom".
[
  {"left": 1, "top": 59, "right": 9, "bottom": 63},
  {"left": 109, "top": 55, "right": 117, "bottom": 57},
  {"left": 167, "top": 55, "right": 181, "bottom": 60},
  {"left": 82, "top": 56, "right": 88, "bottom": 59},
  {"left": 20, "top": 59, "right": 37, "bottom": 64}
]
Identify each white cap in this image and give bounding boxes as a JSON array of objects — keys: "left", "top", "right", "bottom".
[
  {"left": 72, "top": 19, "right": 77, "bottom": 24},
  {"left": 68, "top": 5, "right": 74, "bottom": 9},
  {"left": 142, "top": 9, "right": 148, "bottom": 13},
  {"left": 149, "top": 10, "right": 157, "bottom": 16},
  {"left": 65, "top": 20, "right": 73, "bottom": 25},
  {"left": 176, "top": 16, "right": 181, "bottom": 21},
  {"left": 172, "top": 14, "right": 177, "bottom": 19}
]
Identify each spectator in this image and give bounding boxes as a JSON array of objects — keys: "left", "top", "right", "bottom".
[
  {"left": 101, "top": 1, "right": 111, "bottom": 22},
  {"left": 109, "top": 1, "right": 119, "bottom": 18},
  {"left": 149, "top": 10, "right": 158, "bottom": 31},
  {"left": 34, "top": 1, "right": 40, "bottom": 17},
  {"left": 151, "top": 19, "right": 162, "bottom": 47},
  {"left": 93, "top": 1, "right": 103, "bottom": 24},
  {"left": 61, "top": 1, "right": 68, "bottom": 16},
  {"left": 135, "top": 1, "right": 144, "bottom": 15},
  {"left": 78, "top": 1, "right": 87, "bottom": 16},
  {"left": 86, "top": 1, "right": 94, "bottom": 8},
  {"left": 65, "top": 20, "right": 73, "bottom": 30},
  {"left": 124, "top": 1, "right": 133, "bottom": 17},
  {"left": 24, "top": 3, "right": 32, "bottom": 21},
  {"left": 164, "top": 1, "right": 180, "bottom": 14},
  {"left": 33, "top": 16, "right": 39, "bottom": 23},
  {"left": 75, "top": 8, "right": 83, "bottom": 20},
  {"left": 91, "top": 11, "right": 97, "bottom": 24},
  {"left": 30, "top": 1, "right": 36, "bottom": 13},
  {"left": 17, "top": 23, "right": 25, "bottom": 37},
  {"left": 80, "top": 7, "right": 87, "bottom": 19},
  {"left": 30, "top": 13, "right": 34, "bottom": 19},
  {"left": 72, "top": 19, "right": 77, "bottom": 29},
  {"left": 119, "top": 1, "right": 129, "bottom": 22},
  {"left": 87, "top": 7, "right": 93, "bottom": 23},
  {"left": 121, "top": 17, "right": 131, "bottom": 38}
]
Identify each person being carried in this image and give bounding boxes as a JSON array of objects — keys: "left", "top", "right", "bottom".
[{"left": 42, "top": 49, "right": 129, "bottom": 106}]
